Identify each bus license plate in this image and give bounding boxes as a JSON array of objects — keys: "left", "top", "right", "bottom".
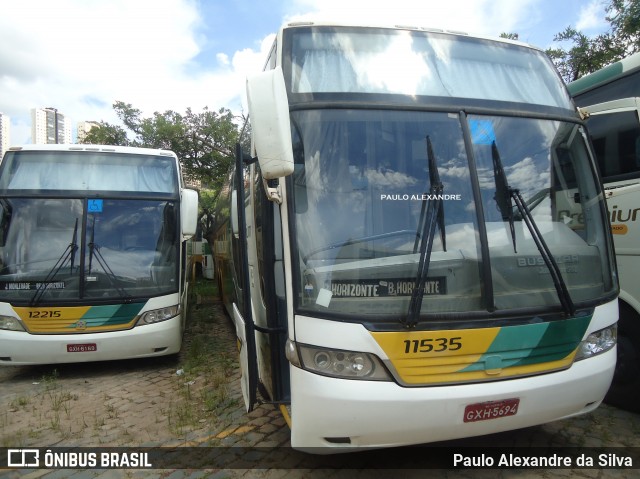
[
  {"left": 67, "top": 343, "right": 97, "bottom": 353},
  {"left": 464, "top": 398, "right": 519, "bottom": 423}
]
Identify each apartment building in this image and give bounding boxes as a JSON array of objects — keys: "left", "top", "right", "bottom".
[
  {"left": 31, "top": 107, "right": 72, "bottom": 144},
  {"left": 0, "top": 112, "right": 9, "bottom": 157}
]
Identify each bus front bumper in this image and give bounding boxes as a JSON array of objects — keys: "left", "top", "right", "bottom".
[
  {"left": 289, "top": 347, "right": 615, "bottom": 452},
  {"left": 0, "top": 316, "right": 183, "bottom": 365}
]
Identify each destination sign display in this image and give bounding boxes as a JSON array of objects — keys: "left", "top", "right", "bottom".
[{"left": 329, "top": 277, "right": 447, "bottom": 298}]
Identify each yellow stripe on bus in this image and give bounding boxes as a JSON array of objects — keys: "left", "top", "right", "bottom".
[
  {"left": 13, "top": 306, "right": 137, "bottom": 333},
  {"left": 371, "top": 325, "right": 578, "bottom": 385}
]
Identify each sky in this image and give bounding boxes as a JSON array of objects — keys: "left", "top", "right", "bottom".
[{"left": 0, "top": 0, "right": 610, "bottom": 145}]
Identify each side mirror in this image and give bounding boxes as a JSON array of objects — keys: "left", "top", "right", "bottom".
[
  {"left": 246, "top": 66, "right": 294, "bottom": 179},
  {"left": 181, "top": 188, "right": 199, "bottom": 237}
]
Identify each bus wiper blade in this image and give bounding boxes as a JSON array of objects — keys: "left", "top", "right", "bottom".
[
  {"left": 70, "top": 217, "right": 78, "bottom": 273},
  {"left": 413, "top": 136, "right": 446, "bottom": 253},
  {"left": 492, "top": 142, "right": 517, "bottom": 253},
  {"left": 30, "top": 218, "right": 79, "bottom": 306},
  {"left": 405, "top": 136, "right": 445, "bottom": 329},
  {"left": 491, "top": 142, "right": 576, "bottom": 317},
  {"left": 87, "top": 218, "right": 130, "bottom": 299}
]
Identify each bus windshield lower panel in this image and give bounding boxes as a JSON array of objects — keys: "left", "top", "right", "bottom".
[
  {"left": 0, "top": 198, "right": 179, "bottom": 304},
  {"left": 290, "top": 109, "right": 616, "bottom": 321}
]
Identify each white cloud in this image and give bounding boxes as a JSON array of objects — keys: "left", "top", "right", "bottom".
[
  {"left": 576, "top": 0, "right": 608, "bottom": 31},
  {"left": 0, "top": 0, "right": 269, "bottom": 143},
  {"left": 0, "top": 0, "right": 582, "bottom": 146}
]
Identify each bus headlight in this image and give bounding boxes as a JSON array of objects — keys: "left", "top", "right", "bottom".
[
  {"left": 294, "top": 342, "right": 391, "bottom": 381},
  {"left": 136, "top": 305, "right": 180, "bottom": 326},
  {"left": 575, "top": 324, "right": 617, "bottom": 361},
  {"left": 0, "top": 315, "right": 25, "bottom": 332}
]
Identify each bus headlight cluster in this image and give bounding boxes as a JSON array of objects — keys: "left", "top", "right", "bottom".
[
  {"left": 0, "top": 315, "right": 25, "bottom": 332},
  {"left": 575, "top": 324, "right": 617, "bottom": 361},
  {"left": 136, "top": 305, "right": 180, "bottom": 326},
  {"left": 290, "top": 341, "right": 391, "bottom": 381}
]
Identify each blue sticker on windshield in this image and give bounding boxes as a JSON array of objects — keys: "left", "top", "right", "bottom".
[
  {"left": 469, "top": 119, "right": 496, "bottom": 145},
  {"left": 88, "top": 199, "right": 103, "bottom": 213}
]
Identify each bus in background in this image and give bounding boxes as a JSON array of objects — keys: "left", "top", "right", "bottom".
[
  {"left": 216, "top": 21, "right": 619, "bottom": 452},
  {"left": 0, "top": 145, "right": 199, "bottom": 365},
  {"left": 187, "top": 229, "right": 215, "bottom": 280},
  {"left": 568, "top": 52, "right": 640, "bottom": 412}
]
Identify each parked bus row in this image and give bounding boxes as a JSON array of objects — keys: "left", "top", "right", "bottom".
[{"left": 1, "top": 21, "right": 633, "bottom": 453}]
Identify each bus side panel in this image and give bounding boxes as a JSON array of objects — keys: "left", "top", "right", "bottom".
[{"left": 607, "top": 182, "right": 640, "bottom": 315}]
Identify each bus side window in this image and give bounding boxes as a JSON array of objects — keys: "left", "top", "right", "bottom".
[{"left": 587, "top": 111, "right": 640, "bottom": 180}]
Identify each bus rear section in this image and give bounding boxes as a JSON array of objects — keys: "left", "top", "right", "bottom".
[
  {"left": 222, "top": 22, "right": 619, "bottom": 452},
  {"left": 0, "top": 145, "right": 198, "bottom": 365}
]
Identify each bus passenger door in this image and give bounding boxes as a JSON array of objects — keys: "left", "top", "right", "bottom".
[{"left": 232, "top": 303, "right": 256, "bottom": 411}]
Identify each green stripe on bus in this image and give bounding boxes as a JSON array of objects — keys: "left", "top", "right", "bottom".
[
  {"left": 461, "top": 315, "right": 591, "bottom": 372},
  {"left": 71, "top": 303, "right": 146, "bottom": 327}
]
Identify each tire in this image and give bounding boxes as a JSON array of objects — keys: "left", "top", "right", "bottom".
[{"left": 604, "top": 301, "right": 640, "bottom": 413}]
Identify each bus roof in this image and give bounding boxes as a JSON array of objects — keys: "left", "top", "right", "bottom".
[
  {"left": 567, "top": 52, "right": 640, "bottom": 97},
  {"left": 279, "top": 20, "right": 540, "bottom": 51},
  {"left": 6, "top": 144, "right": 177, "bottom": 158}
]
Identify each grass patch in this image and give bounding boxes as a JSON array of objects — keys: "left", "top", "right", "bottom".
[
  {"left": 164, "top": 277, "right": 239, "bottom": 435},
  {"left": 190, "top": 276, "right": 216, "bottom": 298}
]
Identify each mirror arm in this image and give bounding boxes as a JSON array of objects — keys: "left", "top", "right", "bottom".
[{"left": 263, "top": 178, "right": 283, "bottom": 204}]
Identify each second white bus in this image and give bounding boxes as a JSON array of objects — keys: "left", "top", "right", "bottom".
[{"left": 0, "top": 145, "right": 198, "bottom": 365}]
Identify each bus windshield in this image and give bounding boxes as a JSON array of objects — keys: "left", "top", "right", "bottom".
[
  {"left": 287, "top": 27, "right": 572, "bottom": 109},
  {"left": 0, "top": 150, "right": 178, "bottom": 193},
  {"left": 0, "top": 150, "right": 181, "bottom": 305},
  {"left": 292, "top": 109, "right": 615, "bottom": 319},
  {"left": 0, "top": 198, "right": 179, "bottom": 304}
]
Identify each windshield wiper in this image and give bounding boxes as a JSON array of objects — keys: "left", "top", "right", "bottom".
[
  {"left": 404, "top": 136, "right": 446, "bottom": 328},
  {"left": 491, "top": 141, "right": 575, "bottom": 317},
  {"left": 30, "top": 218, "right": 79, "bottom": 306},
  {"left": 87, "top": 217, "right": 130, "bottom": 299},
  {"left": 492, "top": 142, "right": 517, "bottom": 253}
]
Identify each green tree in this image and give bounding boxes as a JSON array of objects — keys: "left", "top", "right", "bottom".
[
  {"left": 82, "top": 121, "right": 130, "bottom": 146},
  {"left": 547, "top": 0, "right": 640, "bottom": 81},
  {"left": 79, "top": 101, "right": 240, "bottom": 242},
  {"left": 79, "top": 101, "right": 239, "bottom": 190},
  {"left": 608, "top": 0, "right": 640, "bottom": 52}
]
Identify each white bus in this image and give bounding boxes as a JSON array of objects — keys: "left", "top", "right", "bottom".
[
  {"left": 215, "top": 21, "right": 619, "bottom": 452},
  {"left": 0, "top": 145, "right": 198, "bottom": 365},
  {"left": 568, "top": 52, "right": 640, "bottom": 412}
]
